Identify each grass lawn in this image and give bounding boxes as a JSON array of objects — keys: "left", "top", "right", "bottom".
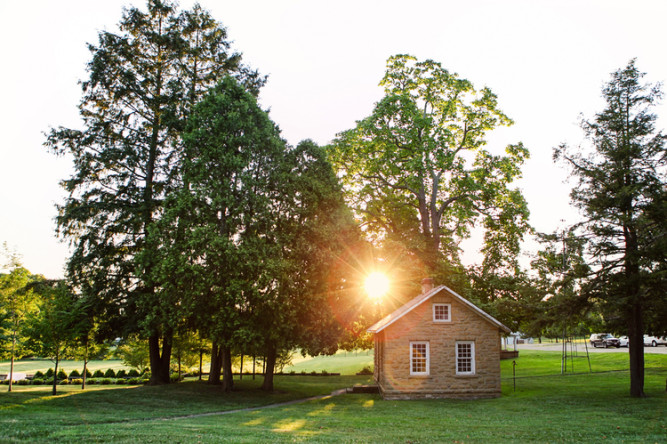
[
  {"left": 284, "top": 349, "right": 374, "bottom": 375},
  {"left": 1, "top": 351, "right": 665, "bottom": 443}
]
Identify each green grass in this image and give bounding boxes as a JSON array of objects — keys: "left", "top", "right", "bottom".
[
  {"left": 1, "top": 351, "right": 665, "bottom": 443},
  {"left": 284, "top": 349, "right": 373, "bottom": 375}
]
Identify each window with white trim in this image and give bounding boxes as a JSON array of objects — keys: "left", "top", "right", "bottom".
[
  {"left": 433, "top": 303, "right": 451, "bottom": 322},
  {"left": 456, "top": 341, "right": 475, "bottom": 375},
  {"left": 410, "top": 341, "right": 429, "bottom": 375}
]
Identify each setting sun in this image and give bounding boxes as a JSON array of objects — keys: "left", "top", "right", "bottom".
[{"left": 364, "top": 271, "right": 390, "bottom": 301}]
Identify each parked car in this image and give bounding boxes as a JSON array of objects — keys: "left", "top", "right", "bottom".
[
  {"left": 643, "top": 335, "right": 667, "bottom": 347},
  {"left": 589, "top": 333, "right": 621, "bottom": 348},
  {"left": 618, "top": 336, "right": 629, "bottom": 347}
]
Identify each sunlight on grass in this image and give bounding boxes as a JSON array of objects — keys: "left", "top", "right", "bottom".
[
  {"left": 362, "top": 399, "right": 374, "bottom": 408},
  {"left": 242, "top": 417, "right": 265, "bottom": 426},
  {"left": 272, "top": 418, "right": 307, "bottom": 432},
  {"left": 307, "top": 402, "right": 336, "bottom": 416}
]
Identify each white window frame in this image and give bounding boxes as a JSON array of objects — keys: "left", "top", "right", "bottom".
[
  {"left": 410, "top": 341, "right": 430, "bottom": 376},
  {"left": 432, "top": 303, "right": 451, "bottom": 322},
  {"left": 456, "top": 341, "right": 475, "bottom": 375}
]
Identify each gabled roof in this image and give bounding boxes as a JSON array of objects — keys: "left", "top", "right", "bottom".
[{"left": 367, "top": 285, "right": 511, "bottom": 334}]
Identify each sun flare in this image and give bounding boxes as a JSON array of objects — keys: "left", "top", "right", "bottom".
[{"left": 364, "top": 272, "right": 390, "bottom": 301}]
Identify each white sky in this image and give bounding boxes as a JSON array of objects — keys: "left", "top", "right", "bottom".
[{"left": 1, "top": 0, "right": 666, "bottom": 278}]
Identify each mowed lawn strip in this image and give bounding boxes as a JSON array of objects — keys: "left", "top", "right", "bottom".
[{"left": 1, "top": 351, "right": 665, "bottom": 443}]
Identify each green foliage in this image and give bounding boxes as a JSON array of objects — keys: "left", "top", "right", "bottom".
[
  {"left": 56, "top": 369, "right": 68, "bottom": 380},
  {"left": 92, "top": 370, "right": 104, "bottom": 378},
  {"left": 115, "top": 369, "right": 127, "bottom": 378},
  {"left": 127, "top": 369, "right": 140, "bottom": 378},
  {"left": 45, "top": 0, "right": 263, "bottom": 384},
  {"left": 0, "top": 245, "right": 40, "bottom": 363},
  {"left": 45, "top": 368, "right": 54, "bottom": 378},
  {"left": 115, "top": 337, "right": 150, "bottom": 373},
  {"left": 103, "top": 369, "right": 116, "bottom": 378},
  {"left": 329, "top": 55, "right": 530, "bottom": 276},
  {"left": 555, "top": 59, "right": 667, "bottom": 397}
]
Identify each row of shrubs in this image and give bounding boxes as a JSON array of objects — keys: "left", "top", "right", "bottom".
[
  {"left": 32, "top": 368, "right": 145, "bottom": 380},
  {"left": 284, "top": 370, "right": 341, "bottom": 376},
  {"left": 1, "top": 377, "right": 149, "bottom": 386}
]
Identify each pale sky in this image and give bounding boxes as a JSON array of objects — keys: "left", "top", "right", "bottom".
[{"left": 1, "top": 0, "right": 666, "bottom": 278}]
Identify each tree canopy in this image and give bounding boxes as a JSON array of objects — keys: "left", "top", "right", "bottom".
[
  {"left": 45, "top": 0, "right": 262, "bottom": 384},
  {"left": 329, "top": 55, "right": 530, "bottom": 286}
]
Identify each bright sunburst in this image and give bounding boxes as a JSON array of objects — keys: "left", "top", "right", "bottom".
[{"left": 364, "top": 271, "right": 390, "bottom": 301}]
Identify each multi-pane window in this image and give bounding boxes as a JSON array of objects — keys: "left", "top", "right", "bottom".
[
  {"left": 456, "top": 341, "right": 475, "bottom": 375},
  {"left": 433, "top": 303, "right": 451, "bottom": 322},
  {"left": 410, "top": 341, "right": 429, "bottom": 375}
]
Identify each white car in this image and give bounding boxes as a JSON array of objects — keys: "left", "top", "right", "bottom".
[
  {"left": 643, "top": 335, "right": 667, "bottom": 347},
  {"left": 618, "top": 336, "right": 629, "bottom": 347}
]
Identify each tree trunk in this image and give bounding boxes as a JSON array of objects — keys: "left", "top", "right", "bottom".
[
  {"left": 199, "top": 348, "right": 203, "bottom": 381},
  {"left": 149, "top": 332, "right": 173, "bottom": 385},
  {"left": 82, "top": 340, "right": 88, "bottom": 390},
  {"left": 261, "top": 344, "right": 277, "bottom": 392},
  {"left": 52, "top": 350, "right": 59, "bottom": 396},
  {"left": 252, "top": 355, "right": 256, "bottom": 380},
  {"left": 221, "top": 346, "right": 234, "bottom": 392},
  {"left": 628, "top": 303, "right": 645, "bottom": 397},
  {"left": 239, "top": 353, "right": 244, "bottom": 380},
  {"left": 208, "top": 342, "right": 222, "bottom": 385},
  {"left": 8, "top": 326, "right": 15, "bottom": 393}
]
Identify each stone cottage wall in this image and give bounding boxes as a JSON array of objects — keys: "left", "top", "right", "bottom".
[{"left": 376, "top": 291, "right": 503, "bottom": 399}]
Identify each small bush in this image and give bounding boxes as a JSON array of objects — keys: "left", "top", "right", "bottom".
[
  {"left": 57, "top": 369, "right": 68, "bottom": 380},
  {"left": 116, "top": 369, "right": 127, "bottom": 378},
  {"left": 127, "top": 378, "right": 140, "bottom": 384},
  {"left": 34, "top": 371, "right": 45, "bottom": 379},
  {"left": 85, "top": 369, "right": 92, "bottom": 378},
  {"left": 32, "top": 378, "right": 45, "bottom": 385},
  {"left": 127, "top": 369, "right": 140, "bottom": 377},
  {"left": 59, "top": 379, "right": 69, "bottom": 385},
  {"left": 45, "top": 368, "right": 54, "bottom": 378},
  {"left": 115, "top": 378, "right": 126, "bottom": 385},
  {"left": 170, "top": 373, "right": 181, "bottom": 383},
  {"left": 87, "top": 378, "right": 99, "bottom": 385},
  {"left": 357, "top": 366, "right": 374, "bottom": 375},
  {"left": 69, "top": 369, "right": 81, "bottom": 378},
  {"left": 104, "top": 369, "right": 116, "bottom": 378},
  {"left": 100, "top": 378, "right": 113, "bottom": 385},
  {"left": 92, "top": 370, "right": 105, "bottom": 378},
  {"left": 18, "top": 379, "right": 30, "bottom": 386},
  {"left": 71, "top": 378, "right": 83, "bottom": 385}
]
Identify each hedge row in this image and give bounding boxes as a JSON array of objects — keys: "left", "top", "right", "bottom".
[{"left": 1, "top": 377, "right": 149, "bottom": 386}]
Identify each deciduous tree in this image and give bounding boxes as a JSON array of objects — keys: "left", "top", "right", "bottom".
[{"left": 329, "top": 55, "right": 530, "bottom": 280}]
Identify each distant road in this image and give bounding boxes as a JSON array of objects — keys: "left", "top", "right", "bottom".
[{"left": 515, "top": 342, "right": 667, "bottom": 354}]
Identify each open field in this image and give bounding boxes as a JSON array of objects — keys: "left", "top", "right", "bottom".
[{"left": 1, "top": 351, "right": 665, "bottom": 443}]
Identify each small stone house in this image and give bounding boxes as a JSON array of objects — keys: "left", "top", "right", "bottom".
[{"left": 367, "top": 279, "right": 510, "bottom": 400}]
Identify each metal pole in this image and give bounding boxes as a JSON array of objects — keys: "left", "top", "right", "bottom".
[{"left": 512, "top": 360, "right": 517, "bottom": 392}]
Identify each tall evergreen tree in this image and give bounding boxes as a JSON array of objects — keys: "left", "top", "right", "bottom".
[
  {"left": 555, "top": 59, "right": 667, "bottom": 397},
  {"left": 45, "top": 0, "right": 262, "bottom": 384}
]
